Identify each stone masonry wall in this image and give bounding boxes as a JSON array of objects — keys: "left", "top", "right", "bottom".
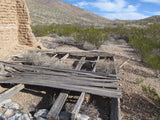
[
  {"left": 0, "top": 0, "right": 36, "bottom": 47},
  {"left": 16, "top": 0, "right": 36, "bottom": 46}
]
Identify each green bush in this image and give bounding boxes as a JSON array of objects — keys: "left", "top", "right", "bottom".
[
  {"left": 31, "top": 24, "right": 105, "bottom": 48},
  {"left": 31, "top": 25, "right": 54, "bottom": 36},
  {"left": 74, "top": 26, "right": 105, "bottom": 48}
]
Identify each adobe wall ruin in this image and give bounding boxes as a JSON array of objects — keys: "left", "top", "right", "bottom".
[{"left": 0, "top": 0, "right": 36, "bottom": 47}]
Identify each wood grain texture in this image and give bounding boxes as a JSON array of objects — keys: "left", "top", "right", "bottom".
[{"left": 0, "top": 84, "right": 24, "bottom": 103}]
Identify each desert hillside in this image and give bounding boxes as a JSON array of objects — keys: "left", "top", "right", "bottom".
[{"left": 25, "top": 0, "right": 111, "bottom": 25}]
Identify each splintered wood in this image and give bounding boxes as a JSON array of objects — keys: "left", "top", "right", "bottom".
[{"left": 0, "top": 51, "right": 121, "bottom": 120}]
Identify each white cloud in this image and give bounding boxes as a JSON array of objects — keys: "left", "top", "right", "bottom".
[
  {"left": 75, "top": 0, "right": 127, "bottom": 12},
  {"left": 74, "top": 0, "right": 147, "bottom": 20},
  {"left": 74, "top": 1, "right": 89, "bottom": 8},
  {"left": 154, "top": 11, "right": 160, "bottom": 15},
  {"left": 141, "top": 0, "right": 160, "bottom": 4},
  {"left": 104, "top": 12, "right": 148, "bottom": 20}
]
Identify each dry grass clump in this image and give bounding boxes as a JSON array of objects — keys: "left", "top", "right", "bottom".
[
  {"left": 96, "top": 61, "right": 115, "bottom": 74},
  {"left": 12, "top": 51, "right": 73, "bottom": 69},
  {"left": 20, "top": 51, "right": 58, "bottom": 66}
]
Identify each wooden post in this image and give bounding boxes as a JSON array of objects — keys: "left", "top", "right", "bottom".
[
  {"left": 47, "top": 92, "right": 68, "bottom": 120},
  {"left": 92, "top": 56, "right": 100, "bottom": 72},
  {"left": 71, "top": 92, "right": 85, "bottom": 120}
]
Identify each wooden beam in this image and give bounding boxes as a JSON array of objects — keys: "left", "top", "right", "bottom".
[
  {"left": 110, "top": 98, "right": 121, "bottom": 120},
  {"left": 13, "top": 72, "right": 119, "bottom": 82},
  {"left": 1, "top": 61, "right": 119, "bottom": 79},
  {"left": 0, "top": 84, "right": 24, "bottom": 103},
  {"left": 71, "top": 92, "right": 85, "bottom": 120},
  {"left": 52, "top": 54, "right": 58, "bottom": 58},
  {"left": 92, "top": 56, "right": 100, "bottom": 72},
  {"left": 75, "top": 57, "right": 86, "bottom": 70},
  {"left": 12, "top": 74, "right": 119, "bottom": 88},
  {"left": 110, "top": 56, "right": 121, "bottom": 120},
  {"left": 0, "top": 77, "right": 121, "bottom": 98},
  {"left": 60, "top": 54, "right": 69, "bottom": 61},
  {"left": 47, "top": 92, "right": 68, "bottom": 120},
  {"left": 35, "top": 50, "right": 114, "bottom": 58},
  {"left": 118, "top": 58, "right": 130, "bottom": 69}
]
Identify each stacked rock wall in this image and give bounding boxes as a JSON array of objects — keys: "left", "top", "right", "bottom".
[{"left": 0, "top": 0, "right": 36, "bottom": 47}]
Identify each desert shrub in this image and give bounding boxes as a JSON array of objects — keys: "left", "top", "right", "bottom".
[
  {"left": 31, "top": 24, "right": 83, "bottom": 37},
  {"left": 32, "top": 24, "right": 105, "bottom": 48},
  {"left": 31, "top": 25, "right": 54, "bottom": 36},
  {"left": 53, "top": 24, "right": 82, "bottom": 36},
  {"left": 127, "top": 24, "right": 160, "bottom": 70},
  {"left": 142, "top": 84, "right": 160, "bottom": 106},
  {"left": 74, "top": 26, "right": 105, "bottom": 48}
]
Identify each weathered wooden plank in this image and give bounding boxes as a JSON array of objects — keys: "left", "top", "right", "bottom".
[
  {"left": 1, "top": 61, "right": 117, "bottom": 79},
  {"left": 92, "top": 56, "right": 100, "bottom": 72},
  {"left": 0, "top": 78, "right": 121, "bottom": 98},
  {"left": 75, "top": 57, "right": 86, "bottom": 70},
  {"left": 13, "top": 72, "right": 119, "bottom": 82},
  {"left": 47, "top": 92, "right": 68, "bottom": 120},
  {"left": 118, "top": 58, "right": 130, "bottom": 69},
  {"left": 0, "top": 84, "right": 24, "bottom": 103},
  {"left": 2, "top": 61, "right": 122, "bottom": 79},
  {"left": 52, "top": 54, "right": 58, "bottom": 58},
  {"left": 110, "top": 56, "right": 121, "bottom": 120},
  {"left": 110, "top": 98, "right": 121, "bottom": 120},
  {"left": 35, "top": 50, "right": 114, "bottom": 58},
  {"left": 12, "top": 74, "right": 120, "bottom": 88},
  {"left": 60, "top": 53, "right": 69, "bottom": 61},
  {"left": 71, "top": 92, "right": 85, "bottom": 120}
]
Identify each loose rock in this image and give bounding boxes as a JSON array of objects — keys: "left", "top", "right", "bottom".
[
  {"left": 34, "top": 109, "right": 48, "bottom": 118},
  {"left": 77, "top": 113, "right": 90, "bottom": 120},
  {"left": 4, "top": 109, "right": 15, "bottom": 118},
  {"left": 8, "top": 113, "right": 21, "bottom": 120},
  {"left": 36, "top": 117, "right": 47, "bottom": 120}
]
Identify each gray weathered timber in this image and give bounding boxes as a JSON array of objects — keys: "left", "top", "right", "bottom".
[
  {"left": 1, "top": 61, "right": 118, "bottom": 79},
  {"left": 12, "top": 72, "right": 119, "bottom": 82},
  {"left": 92, "top": 56, "right": 100, "bottom": 72},
  {"left": 0, "top": 84, "right": 24, "bottom": 103},
  {"left": 71, "top": 92, "right": 85, "bottom": 120},
  {"left": 47, "top": 92, "right": 68, "bottom": 120},
  {"left": 60, "top": 53, "right": 69, "bottom": 60},
  {"left": 110, "top": 98, "right": 121, "bottom": 120},
  {"left": 110, "top": 56, "right": 121, "bottom": 120},
  {"left": 75, "top": 57, "right": 86, "bottom": 70},
  {"left": 35, "top": 50, "right": 114, "bottom": 57},
  {"left": 12, "top": 74, "right": 119, "bottom": 88},
  {"left": 0, "top": 76, "right": 121, "bottom": 98}
]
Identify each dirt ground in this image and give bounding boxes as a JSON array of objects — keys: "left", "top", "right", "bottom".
[{"left": 0, "top": 37, "right": 160, "bottom": 119}]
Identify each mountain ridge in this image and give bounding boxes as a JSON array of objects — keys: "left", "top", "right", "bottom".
[{"left": 26, "top": 0, "right": 111, "bottom": 25}]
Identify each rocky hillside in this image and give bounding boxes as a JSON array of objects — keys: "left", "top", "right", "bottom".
[
  {"left": 135, "top": 15, "right": 160, "bottom": 24},
  {"left": 26, "top": 0, "right": 111, "bottom": 25},
  {"left": 116, "top": 15, "right": 160, "bottom": 24}
]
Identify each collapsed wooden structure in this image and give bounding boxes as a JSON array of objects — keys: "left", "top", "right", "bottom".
[{"left": 0, "top": 51, "right": 121, "bottom": 120}]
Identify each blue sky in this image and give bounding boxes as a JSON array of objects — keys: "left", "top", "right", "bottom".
[{"left": 60, "top": 0, "right": 160, "bottom": 20}]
